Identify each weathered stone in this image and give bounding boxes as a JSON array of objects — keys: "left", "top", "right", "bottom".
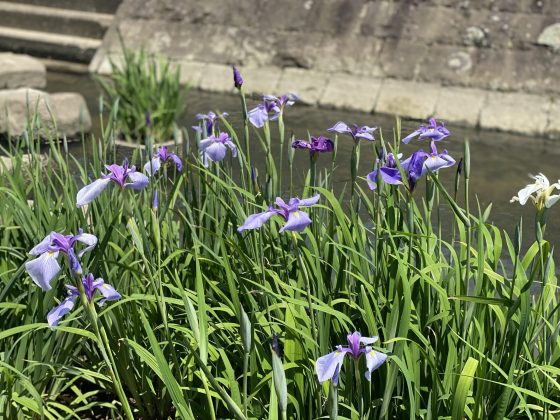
[
  {"left": 306, "top": 0, "right": 368, "bottom": 36},
  {"left": 177, "top": 60, "right": 206, "bottom": 87},
  {"left": 480, "top": 92, "right": 550, "bottom": 135},
  {"left": 538, "top": 23, "right": 560, "bottom": 52},
  {"left": 419, "top": 45, "right": 474, "bottom": 86},
  {"left": 0, "top": 53, "right": 46, "bottom": 89},
  {"left": 470, "top": 48, "right": 559, "bottom": 94},
  {"left": 375, "top": 79, "right": 441, "bottom": 119},
  {"left": 198, "top": 63, "right": 236, "bottom": 93},
  {"left": 238, "top": 66, "right": 282, "bottom": 96},
  {"left": 380, "top": 40, "right": 427, "bottom": 80},
  {"left": 272, "top": 32, "right": 324, "bottom": 69},
  {"left": 277, "top": 68, "right": 329, "bottom": 105},
  {"left": 314, "top": 35, "right": 383, "bottom": 76},
  {"left": 434, "top": 87, "right": 486, "bottom": 126},
  {"left": 546, "top": 100, "right": 560, "bottom": 138},
  {"left": 50, "top": 93, "right": 92, "bottom": 138},
  {"left": 403, "top": 5, "right": 466, "bottom": 45},
  {"left": 360, "top": 1, "right": 410, "bottom": 39},
  {"left": 319, "top": 74, "right": 383, "bottom": 112},
  {"left": 0, "top": 89, "right": 91, "bottom": 138}
]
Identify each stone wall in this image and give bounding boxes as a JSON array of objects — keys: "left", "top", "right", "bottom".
[{"left": 91, "top": 0, "right": 560, "bottom": 137}]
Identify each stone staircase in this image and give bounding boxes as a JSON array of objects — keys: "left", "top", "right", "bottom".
[{"left": 0, "top": 0, "right": 121, "bottom": 63}]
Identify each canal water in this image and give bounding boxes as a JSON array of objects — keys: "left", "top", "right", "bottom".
[{"left": 45, "top": 71, "right": 560, "bottom": 250}]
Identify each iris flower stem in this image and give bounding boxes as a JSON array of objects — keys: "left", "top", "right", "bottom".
[
  {"left": 292, "top": 234, "right": 318, "bottom": 346},
  {"left": 239, "top": 88, "right": 251, "bottom": 168},
  {"left": 243, "top": 351, "right": 250, "bottom": 417},
  {"left": 353, "top": 360, "right": 364, "bottom": 419},
  {"left": 75, "top": 277, "right": 134, "bottom": 420},
  {"left": 278, "top": 114, "right": 285, "bottom": 194}
]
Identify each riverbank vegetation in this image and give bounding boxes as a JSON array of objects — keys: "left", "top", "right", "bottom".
[{"left": 1, "top": 67, "right": 559, "bottom": 419}]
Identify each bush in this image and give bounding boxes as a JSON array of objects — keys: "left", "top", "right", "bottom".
[{"left": 97, "top": 46, "right": 187, "bottom": 144}]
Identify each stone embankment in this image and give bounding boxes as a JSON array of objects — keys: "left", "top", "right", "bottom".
[
  {"left": 92, "top": 0, "right": 560, "bottom": 138},
  {"left": 0, "top": 52, "right": 91, "bottom": 139}
]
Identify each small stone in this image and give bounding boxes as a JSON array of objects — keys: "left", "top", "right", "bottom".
[
  {"left": 447, "top": 52, "right": 472, "bottom": 73},
  {"left": 537, "top": 23, "right": 560, "bottom": 53},
  {"left": 50, "top": 93, "right": 92, "bottom": 138},
  {"left": 0, "top": 89, "right": 91, "bottom": 139},
  {"left": 0, "top": 53, "right": 46, "bottom": 89},
  {"left": 463, "top": 26, "right": 487, "bottom": 47}
]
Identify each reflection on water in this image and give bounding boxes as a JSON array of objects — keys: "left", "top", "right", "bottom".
[{"left": 45, "top": 71, "right": 560, "bottom": 250}]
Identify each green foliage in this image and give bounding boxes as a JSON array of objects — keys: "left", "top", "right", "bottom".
[
  {"left": 97, "top": 46, "right": 187, "bottom": 144},
  {"left": 0, "top": 89, "right": 560, "bottom": 420}
]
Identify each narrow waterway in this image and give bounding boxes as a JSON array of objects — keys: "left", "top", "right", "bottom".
[{"left": 45, "top": 71, "right": 560, "bottom": 251}]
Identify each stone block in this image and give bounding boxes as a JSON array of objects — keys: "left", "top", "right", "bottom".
[
  {"left": 277, "top": 68, "right": 329, "bottom": 105},
  {"left": 237, "top": 66, "right": 282, "bottom": 96},
  {"left": 375, "top": 79, "right": 441, "bottom": 119},
  {"left": 319, "top": 74, "right": 383, "bottom": 112},
  {"left": 380, "top": 40, "right": 428, "bottom": 80},
  {"left": 198, "top": 63, "right": 236, "bottom": 93},
  {"left": 50, "top": 93, "right": 92, "bottom": 137},
  {"left": 314, "top": 35, "right": 383, "bottom": 76},
  {"left": 360, "top": 1, "right": 411, "bottom": 39},
  {"left": 480, "top": 92, "right": 550, "bottom": 135},
  {"left": 404, "top": 5, "right": 466, "bottom": 45},
  {"left": 272, "top": 32, "right": 324, "bottom": 69},
  {"left": 546, "top": 100, "right": 560, "bottom": 138},
  {"left": 434, "top": 86, "right": 486, "bottom": 127},
  {"left": 305, "top": 0, "right": 368, "bottom": 36},
  {"left": 177, "top": 60, "right": 206, "bottom": 87},
  {"left": 0, "top": 89, "right": 91, "bottom": 138},
  {"left": 0, "top": 53, "right": 46, "bottom": 89},
  {"left": 470, "top": 48, "right": 559, "bottom": 94},
  {"left": 419, "top": 45, "right": 475, "bottom": 86}
]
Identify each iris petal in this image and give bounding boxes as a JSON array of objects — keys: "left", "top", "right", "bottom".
[
  {"left": 144, "top": 157, "right": 161, "bottom": 176},
  {"left": 279, "top": 210, "right": 312, "bottom": 233},
  {"left": 125, "top": 171, "right": 149, "bottom": 190},
  {"left": 76, "top": 178, "right": 111, "bottom": 208},
  {"left": 47, "top": 293, "right": 78, "bottom": 326},
  {"left": 364, "top": 348, "right": 388, "bottom": 381},
  {"left": 315, "top": 350, "right": 348, "bottom": 384},
  {"left": 25, "top": 251, "right": 61, "bottom": 291},
  {"left": 238, "top": 210, "right": 277, "bottom": 232}
]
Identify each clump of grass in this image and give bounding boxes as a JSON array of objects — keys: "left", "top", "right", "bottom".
[
  {"left": 0, "top": 68, "right": 559, "bottom": 420},
  {"left": 97, "top": 46, "right": 187, "bottom": 144}
]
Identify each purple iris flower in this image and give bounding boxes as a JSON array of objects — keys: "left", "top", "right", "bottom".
[
  {"left": 193, "top": 111, "right": 228, "bottom": 137},
  {"left": 263, "top": 93, "right": 298, "bottom": 110},
  {"left": 366, "top": 152, "right": 402, "bottom": 190},
  {"left": 232, "top": 65, "right": 243, "bottom": 89},
  {"left": 328, "top": 122, "right": 377, "bottom": 142},
  {"left": 144, "top": 146, "right": 183, "bottom": 176},
  {"left": 370, "top": 143, "right": 455, "bottom": 191},
  {"left": 402, "top": 117, "right": 450, "bottom": 144},
  {"left": 47, "top": 273, "right": 121, "bottom": 327},
  {"left": 76, "top": 159, "right": 149, "bottom": 208},
  {"left": 292, "top": 136, "right": 334, "bottom": 155},
  {"left": 199, "top": 132, "right": 237, "bottom": 167},
  {"left": 248, "top": 99, "right": 280, "bottom": 128},
  {"left": 238, "top": 194, "right": 320, "bottom": 233},
  {"left": 24, "top": 230, "right": 97, "bottom": 291},
  {"left": 316, "top": 332, "right": 387, "bottom": 384}
]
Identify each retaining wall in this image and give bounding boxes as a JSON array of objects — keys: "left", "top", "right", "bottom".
[{"left": 91, "top": 0, "right": 560, "bottom": 137}]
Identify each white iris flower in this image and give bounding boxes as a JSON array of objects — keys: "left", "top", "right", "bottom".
[{"left": 510, "top": 173, "right": 560, "bottom": 210}]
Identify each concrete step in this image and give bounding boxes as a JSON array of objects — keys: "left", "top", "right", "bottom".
[
  {"left": 0, "top": 27, "right": 100, "bottom": 63},
  {"left": 0, "top": 2, "right": 113, "bottom": 39},
  {"left": 0, "top": 0, "right": 121, "bottom": 14}
]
